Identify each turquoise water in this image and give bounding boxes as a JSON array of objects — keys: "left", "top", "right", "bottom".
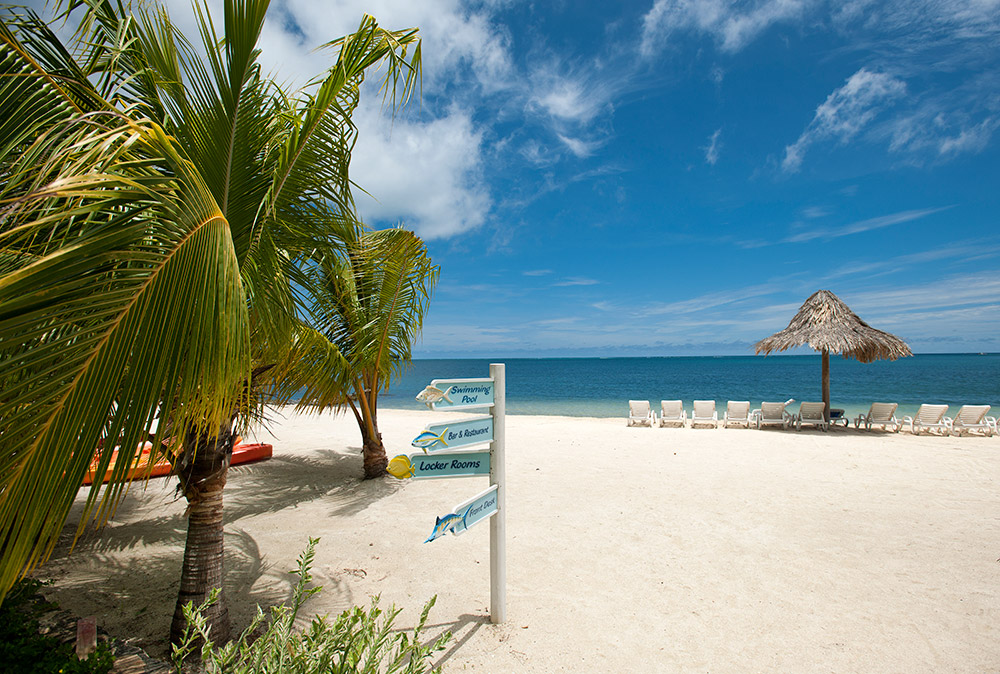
[{"left": 380, "top": 354, "right": 1000, "bottom": 420}]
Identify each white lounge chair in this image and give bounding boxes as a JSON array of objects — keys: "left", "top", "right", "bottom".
[
  {"left": 795, "top": 402, "right": 828, "bottom": 431},
  {"left": 723, "top": 401, "right": 752, "bottom": 428},
  {"left": 659, "top": 400, "right": 687, "bottom": 427},
  {"left": 854, "top": 402, "right": 900, "bottom": 432},
  {"left": 755, "top": 399, "right": 794, "bottom": 429},
  {"left": 690, "top": 400, "right": 718, "bottom": 428},
  {"left": 628, "top": 400, "right": 655, "bottom": 427},
  {"left": 902, "top": 404, "right": 949, "bottom": 435},
  {"left": 948, "top": 405, "right": 996, "bottom": 436}
]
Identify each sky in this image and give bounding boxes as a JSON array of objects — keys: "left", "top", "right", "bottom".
[{"left": 32, "top": 0, "right": 1000, "bottom": 357}]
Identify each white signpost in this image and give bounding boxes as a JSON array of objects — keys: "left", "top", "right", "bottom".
[{"left": 405, "top": 364, "right": 506, "bottom": 624}]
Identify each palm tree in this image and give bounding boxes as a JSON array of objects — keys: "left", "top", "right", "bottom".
[
  {"left": 276, "top": 227, "right": 438, "bottom": 479},
  {"left": 0, "top": 0, "right": 420, "bottom": 644}
]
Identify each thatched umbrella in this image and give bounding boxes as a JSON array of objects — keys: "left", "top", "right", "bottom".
[{"left": 754, "top": 290, "right": 912, "bottom": 422}]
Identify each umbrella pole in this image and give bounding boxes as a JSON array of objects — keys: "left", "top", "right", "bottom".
[{"left": 822, "top": 348, "right": 830, "bottom": 422}]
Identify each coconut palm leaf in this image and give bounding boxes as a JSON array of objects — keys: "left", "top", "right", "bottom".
[
  {"left": 0, "top": 115, "right": 250, "bottom": 599},
  {"left": 271, "top": 227, "right": 437, "bottom": 477}
]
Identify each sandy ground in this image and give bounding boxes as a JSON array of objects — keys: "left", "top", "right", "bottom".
[{"left": 41, "top": 407, "right": 1000, "bottom": 673}]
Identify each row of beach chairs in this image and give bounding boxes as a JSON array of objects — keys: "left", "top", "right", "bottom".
[{"left": 627, "top": 400, "right": 996, "bottom": 436}]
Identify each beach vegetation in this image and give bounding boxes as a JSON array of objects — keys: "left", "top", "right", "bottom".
[
  {"left": 172, "top": 539, "right": 449, "bottom": 673},
  {"left": 0, "top": 0, "right": 419, "bottom": 646},
  {"left": 0, "top": 579, "right": 115, "bottom": 674},
  {"left": 272, "top": 227, "right": 438, "bottom": 478}
]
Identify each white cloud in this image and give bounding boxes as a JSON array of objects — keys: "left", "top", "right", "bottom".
[
  {"left": 352, "top": 103, "right": 490, "bottom": 239},
  {"left": 938, "top": 117, "right": 999, "bottom": 155},
  {"left": 554, "top": 277, "right": 600, "bottom": 287},
  {"left": 640, "top": 0, "right": 810, "bottom": 56},
  {"left": 783, "top": 68, "right": 906, "bottom": 172},
  {"left": 704, "top": 128, "right": 722, "bottom": 165},
  {"left": 556, "top": 134, "right": 603, "bottom": 158},
  {"left": 784, "top": 207, "right": 948, "bottom": 243}
]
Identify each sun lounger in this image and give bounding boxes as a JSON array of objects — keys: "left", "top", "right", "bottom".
[
  {"left": 628, "top": 400, "right": 655, "bottom": 427},
  {"left": 659, "top": 400, "right": 687, "bottom": 427},
  {"left": 854, "top": 402, "right": 900, "bottom": 432},
  {"left": 948, "top": 405, "right": 996, "bottom": 436},
  {"left": 828, "top": 408, "right": 848, "bottom": 428},
  {"left": 723, "top": 401, "right": 752, "bottom": 428},
  {"left": 795, "top": 402, "right": 828, "bottom": 431},
  {"left": 902, "top": 404, "right": 949, "bottom": 435},
  {"left": 755, "top": 399, "right": 794, "bottom": 429},
  {"left": 691, "top": 400, "right": 718, "bottom": 428}
]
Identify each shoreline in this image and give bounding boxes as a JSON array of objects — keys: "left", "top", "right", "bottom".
[{"left": 40, "top": 407, "right": 1000, "bottom": 671}]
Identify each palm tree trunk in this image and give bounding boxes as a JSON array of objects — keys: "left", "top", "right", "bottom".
[
  {"left": 360, "top": 419, "right": 387, "bottom": 479},
  {"left": 169, "top": 423, "right": 234, "bottom": 646}
]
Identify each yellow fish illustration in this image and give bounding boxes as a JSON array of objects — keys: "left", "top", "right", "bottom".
[{"left": 386, "top": 455, "right": 415, "bottom": 479}]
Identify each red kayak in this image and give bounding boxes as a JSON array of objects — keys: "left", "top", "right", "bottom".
[{"left": 83, "top": 442, "right": 273, "bottom": 485}]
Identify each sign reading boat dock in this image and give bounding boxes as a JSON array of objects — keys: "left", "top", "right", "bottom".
[
  {"left": 409, "top": 415, "right": 493, "bottom": 452},
  {"left": 416, "top": 378, "right": 494, "bottom": 411}
]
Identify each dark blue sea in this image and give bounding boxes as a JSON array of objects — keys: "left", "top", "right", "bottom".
[{"left": 380, "top": 354, "right": 1000, "bottom": 419}]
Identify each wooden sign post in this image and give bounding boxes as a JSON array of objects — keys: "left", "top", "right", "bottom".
[{"left": 405, "top": 363, "right": 506, "bottom": 624}]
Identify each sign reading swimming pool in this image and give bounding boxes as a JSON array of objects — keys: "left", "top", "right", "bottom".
[
  {"left": 386, "top": 450, "right": 491, "bottom": 480},
  {"left": 415, "top": 378, "right": 494, "bottom": 410},
  {"left": 410, "top": 415, "right": 493, "bottom": 452}
]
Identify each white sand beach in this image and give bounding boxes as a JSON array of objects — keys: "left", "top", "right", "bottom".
[{"left": 42, "top": 407, "right": 1000, "bottom": 672}]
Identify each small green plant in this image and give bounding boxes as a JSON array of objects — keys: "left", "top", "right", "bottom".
[
  {"left": 0, "top": 578, "right": 114, "bottom": 674},
  {"left": 172, "top": 538, "right": 451, "bottom": 673}
]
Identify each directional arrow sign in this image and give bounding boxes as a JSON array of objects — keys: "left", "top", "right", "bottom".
[
  {"left": 411, "top": 415, "right": 493, "bottom": 452},
  {"left": 424, "top": 484, "right": 499, "bottom": 542},
  {"left": 415, "top": 378, "right": 494, "bottom": 411},
  {"left": 451, "top": 484, "right": 499, "bottom": 536},
  {"left": 387, "top": 450, "right": 491, "bottom": 480}
]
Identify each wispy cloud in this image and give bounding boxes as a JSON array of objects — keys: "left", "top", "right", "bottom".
[
  {"left": 557, "top": 134, "right": 604, "bottom": 158},
  {"left": 554, "top": 277, "right": 600, "bottom": 287},
  {"left": 704, "top": 128, "right": 722, "bottom": 165},
  {"left": 640, "top": 0, "right": 811, "bottom": 56},
  {"left": 783, "top": 206, "right": 949, "bottom": 243},
  {"left": 523, "top": 269, "right": 553, "bottom": 277},
  {"left": 783, "top": 68, "right": 906, "bottom": 172}
]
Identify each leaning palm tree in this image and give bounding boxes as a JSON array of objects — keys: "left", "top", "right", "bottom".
[
  {"left": 275, "top": 227, "right": 438, "bottom": 479},
  {"left": 0, "top": 0, "right": 420, "bottom": 644}
]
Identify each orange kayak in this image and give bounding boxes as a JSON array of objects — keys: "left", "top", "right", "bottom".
[{"left": 83, "top": 442, "right": 273, "bottom": 485}]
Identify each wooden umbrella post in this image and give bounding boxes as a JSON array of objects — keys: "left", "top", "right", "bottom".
[{"left": 822, "top": 348, "right": 830, "bottom": 423}]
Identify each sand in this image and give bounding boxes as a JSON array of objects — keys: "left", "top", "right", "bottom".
[{"left": 41, "top": 407, "right": 1000, "bottom": 672}]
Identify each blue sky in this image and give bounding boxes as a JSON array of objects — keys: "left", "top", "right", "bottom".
[{"left": 41, "top": 0, "right": 1000, "bottom": 356}]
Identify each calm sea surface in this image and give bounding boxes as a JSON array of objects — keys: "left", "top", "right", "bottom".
[{"left": 380, "top": 354, "right": 1000, "bottom": 420}]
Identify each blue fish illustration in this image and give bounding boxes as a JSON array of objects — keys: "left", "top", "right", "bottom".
[
  {"left": 411, "top": 428, "right": 448, "bottom": 452},
  {"left": 424, "top": 505, "right": 473, "bottom": 543}
]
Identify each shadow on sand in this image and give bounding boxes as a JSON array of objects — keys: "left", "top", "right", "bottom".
[{"left": 42, "top": 445, "right": 400, "bottom": 658}]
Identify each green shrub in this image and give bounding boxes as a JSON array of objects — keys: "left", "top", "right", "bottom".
[
  {"left": 172, "top": 538, "right": 451, "bottom": 673},
  {"left": 0, "top": 578, "right": 114, "bottom": 674}
]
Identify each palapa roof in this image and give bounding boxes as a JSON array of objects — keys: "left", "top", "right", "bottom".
[{"left": 754, "top": 290, "right": 912, "bottom": 363}]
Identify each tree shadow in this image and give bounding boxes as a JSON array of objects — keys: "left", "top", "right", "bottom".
[
  {"left": 40, "top": 527, "right": 349, "bottom": 659},
  {"left": 224, "top": 449, "right": 405, "bottom": 522}
]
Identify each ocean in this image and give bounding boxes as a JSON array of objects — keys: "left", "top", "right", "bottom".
[{"left": 379, "top": 354, "right": 1000, "bottom": 420}]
